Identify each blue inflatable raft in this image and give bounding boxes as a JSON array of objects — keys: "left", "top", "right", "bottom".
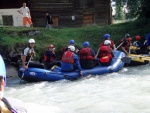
[
  {"left": 0, "top": 55, "right": 6, "bottom": 85},
  {"left": 18, "top": 50, "right": 125, "bottom": 82}
]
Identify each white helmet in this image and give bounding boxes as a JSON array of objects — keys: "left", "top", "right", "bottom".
[
  {"left": 104, "top": 40, "right": 111, "bottom": 45},
  {"left": 28, "top": 39, "right": 35, "bottom": 43},
  {"left": 68, "top": 45, "right": 75, "bottom": 52}
]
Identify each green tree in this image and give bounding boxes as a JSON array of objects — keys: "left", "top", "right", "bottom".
[
  {"left": 115, "top": 0, "right": 125, "bottom": 20},
  {"left": 128, "top": 0, "right": 150, "bottom": 18}
]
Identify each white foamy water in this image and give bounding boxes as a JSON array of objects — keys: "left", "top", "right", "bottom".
[{"left": 5, "top": 64, "right": 150, "bottom": 113}]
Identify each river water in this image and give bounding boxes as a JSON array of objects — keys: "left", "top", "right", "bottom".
[{"left": 5, "top": 64, "right": 150, "bottom": 113}]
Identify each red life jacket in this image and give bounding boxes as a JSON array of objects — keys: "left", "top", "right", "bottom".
[
  {"left": 100, "top": 40, "right": 114, "bottom": 50},
  {"left": 99, "top": 46, "right": 112, "bottom": 63},
  {"left": 43, "top": 54, "right": 54, "bottom": 62},
  {"left": 61, "top": 51, "right": 74, "bottom": 64},
  {"left": 43, "top": 50, "right": 54, "bottom": 62},
  {"left": 120, "top": 38, "right": 131, "bottom": 50},
  {"left": 79, "top": 48, "right": 94, "bottom": 60},
  {"left": 99, "top": 56, "right": 110, "bottom": 63}
]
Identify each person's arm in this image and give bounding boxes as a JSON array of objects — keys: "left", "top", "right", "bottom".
[
  {"left": 18, "top": 8, "right": 23, "bottom": 15},
  {"left": 90, "top": 48, "right": 95, "bottom": 57},
  {"left": 27, "top": 7, "right": 31, "bottom": 18},
  {"left": 52, "top": 48, "right": 55, "bottom": 54},
  {"left": 113, "top": 44, "right": 116, "bottom": 50},
  {"left": 74, "top": 54, "right": 82, "bottom": 75},
  {"left": 121, "top": 46, "right": 128, "bottom": 54},
  {"left": 22, "top": 48, "right": 30, "bottom": 69},
  {"left": 28, "top": 11, "right": 31, "bottom": 18},
  {"left": 94, "top": 48, "right": 100, "bottom": 59},
  {"left": 111, "top": 41, "right": 116, "bottom": 50},
  {"left": 22, "top": 55, "right": 28, "bottom": 69},
  {"left": 110, "top": 48, "right": 115, "bottom": 57}
]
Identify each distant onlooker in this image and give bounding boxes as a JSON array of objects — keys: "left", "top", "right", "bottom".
[
  {"left": 45, "top": 12, "right": 53, "bottom": 29},
  {"left": 18, "top": 2, "right": 33, "bottom": 27}
]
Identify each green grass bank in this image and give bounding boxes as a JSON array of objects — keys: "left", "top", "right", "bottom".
[{"left": 0, "top": 18, "right": 150, "bottom": 60}]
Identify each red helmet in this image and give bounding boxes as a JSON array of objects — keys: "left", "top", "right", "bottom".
[
  {"left": 128, "top": 38, "right": 132, "bottom": 41},
  {"left": 136, "top": 35, "right": 141, "bottom": 40},
  {"left": 48, "top": 44, "right": 54, "bottom": 48}
]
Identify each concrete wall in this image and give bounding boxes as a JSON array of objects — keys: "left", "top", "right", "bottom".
[{"left": 0, "top": 9, "right": 29, "bottom": 27}]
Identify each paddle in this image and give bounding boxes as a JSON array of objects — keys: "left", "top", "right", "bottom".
[
  {"left": 115, "top": 42, "right": 124, "bottom": 51},
  {"left": 112, "top": 42, "right": 132, "bottom": 63},
  {"left": 121, "top": 57, "right": 131, "bottom": 63},
  {"left": 20, "top": 55, "right": 32, "bottom": 83}
]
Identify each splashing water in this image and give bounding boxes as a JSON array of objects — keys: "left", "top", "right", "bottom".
[{"left": 5, "top": 64, "right": 150, "bottom": 113}]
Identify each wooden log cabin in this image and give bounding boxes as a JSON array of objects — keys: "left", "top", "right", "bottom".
[{"left": 0, "top": 0, "right": 112, "bottom": 27}]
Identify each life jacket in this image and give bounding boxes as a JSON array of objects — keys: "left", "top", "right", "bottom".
[
  {"left": 120, "top": 38, "right": 130, "bottom": 50},
  {"left": 43, "top": 50, "right": 54, "bottom": 62},
  {"left": 99, "top": 46, "right": 112, "bottom": 63},
  {"left": 133, "top": 40, "right": 142, "bottom": 48},
  {"left": 61, "top": 51, "right": 74, "bottom": 64},
  {"left": 100, "top": 40, "right": 114, "bottom": 50},
  {"left": 79, "top": 48, "right": 94, "bottom": 60},
  {"left": 22, "top": 46, "right": 33, "bottom": 62}
]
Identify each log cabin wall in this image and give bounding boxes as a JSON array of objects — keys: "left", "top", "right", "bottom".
[
  {"left": 29, "top": 0, "right": 112, "bottom": 27},
  {"left": 0, "top": 0, "right": 28, "bottom": 9},
  {"left": 0, "top": 0, "right": 111, "bottom": 27}
]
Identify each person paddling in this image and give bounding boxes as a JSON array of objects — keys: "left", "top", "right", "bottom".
[
  {"left": 120, "top": 33, "right": 132, "bottom": 54},
  {"left": 43, "top": 44, "right": 61, "bottom": 69},
  {"left": 95, "top": 40, "right": 114, "bottom": 66},
  {"left": 79, "top": 41, "right": 97, "bottom": 69},
  {"left": 61, "top": 45, "right": 82, "bottom": 75},
  {"left": 21, "top": 39, "right": 36, "bottom": 70},
  {"left": 100, "top": 34, "right": 116, "bottom": 50}
]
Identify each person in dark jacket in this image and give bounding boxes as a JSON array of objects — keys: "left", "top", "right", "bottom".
[
  {"left": 131, "top": 35, "right": 143, "bottom": 54},
  {"left": 44, "top": 44, "right": 61, "bottom": 69},
  {"left": 79, "top": 41, "right": 97, "bottom": 69},
  {"left": 133, "top": 35, "right": 142, "bottom": 47},
  {"left": 0, "top": 55, "right": 28, "bottom": 113},
  {"left": 45, "top": 12, "right": 53, "bottom": 29},
  {"left": 61, "top": 45, "right": 82, "bottom": 75}
]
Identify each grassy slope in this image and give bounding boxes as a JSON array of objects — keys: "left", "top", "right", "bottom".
[{"left": 0, "top": 18, "right": 150, "bottom": 60}]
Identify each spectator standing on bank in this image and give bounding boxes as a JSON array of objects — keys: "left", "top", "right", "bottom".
[
  {"left": 18, "top": 2, "right": 33, "bottom": 27},
  {"left": 46, "top": 12, "right": 53, "bottom": 29}
]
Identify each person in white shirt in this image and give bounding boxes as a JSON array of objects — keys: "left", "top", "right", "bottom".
[{"left": 18, "top": 2, "right": 33, "bottom": 27}]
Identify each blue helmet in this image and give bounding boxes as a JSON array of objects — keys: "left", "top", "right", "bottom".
[
  {"left": 69, "top": 40, "right": 75, "bottom": 44},
  {"left": 104, "top": 34, "right": 110, "bottom": 39},
  {"left": 83, "top": 41, "right": 90, "bottom": 47},
  {"left": 0, "top": 55, "right": 6, "bottom": 86}
]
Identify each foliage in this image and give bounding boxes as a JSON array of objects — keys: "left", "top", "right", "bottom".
[
  {"left": 115, "top": 0, "right": 126, "bottom": 20},
  {"left": 0, "top": 18, "right": 150, "bottom": 60},
  {"left": 128, "top": 0, "right": 150, "bottom": 18}
]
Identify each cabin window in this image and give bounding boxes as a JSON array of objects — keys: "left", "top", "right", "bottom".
[{"left": 2, "top": 15, "right": 13, "bottom": 26}]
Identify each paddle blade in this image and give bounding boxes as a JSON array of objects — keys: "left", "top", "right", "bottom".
[{"left": 121, "top": 57, "right": 131, "bottom": 63}]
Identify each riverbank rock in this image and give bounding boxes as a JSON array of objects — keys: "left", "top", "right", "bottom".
[{"left": 6, "top": 65, "right": 18, "bottom": 78}]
